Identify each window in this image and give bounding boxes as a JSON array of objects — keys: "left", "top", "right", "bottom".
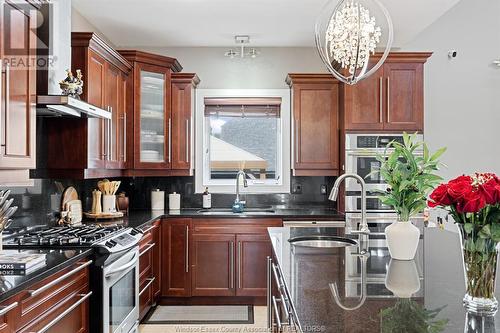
[{"left": 195, "top": 90, "right": 291, "bottom": 193}]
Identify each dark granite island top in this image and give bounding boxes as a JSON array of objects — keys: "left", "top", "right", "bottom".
[
  {"left": 268, "top": 226, "right": 500, "bottom": 333},
  {"left": 0, "top": 248, "right": 92, "bottom": 302}
]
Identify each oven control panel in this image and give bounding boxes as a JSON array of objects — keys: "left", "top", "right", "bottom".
[
  {"left": 357, "top": 135, "right": 404, "bottom": 148},
  {"left": 94, "top": 228, "right": 143, "bottom": 253}
]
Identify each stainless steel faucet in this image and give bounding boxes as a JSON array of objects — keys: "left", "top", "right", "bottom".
[
  {"left": 329, "top": 173, "right": 370, "bottom": 235},
  {"left": 235, "top": 170, "right": 248, "bottom": 204}
]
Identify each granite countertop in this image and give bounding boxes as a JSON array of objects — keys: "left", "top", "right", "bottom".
[
  {"left": 0, "top": 248, "right": 92, "bottom": 302},
  {"left": 92, "top": 208, "right": 345, "bottom": 230},
  {"left": 268, "top": 226, "right": 500, "bottom": 333}
]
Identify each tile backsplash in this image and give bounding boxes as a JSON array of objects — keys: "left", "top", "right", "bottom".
[{"left": 0, "top": 175, "right": 336, "bottom": 227}]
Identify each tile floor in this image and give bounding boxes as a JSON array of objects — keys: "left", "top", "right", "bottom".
[{"left": 139, "top": 306, "right": 268, "bottom": 333}]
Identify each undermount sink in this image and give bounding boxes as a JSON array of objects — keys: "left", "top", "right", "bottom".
[
  {"left": 196, "top": 208, "right": 276, "bottom": 215},
  {"left": 288, "top": 236, "right": 357, "bottom": 248}
]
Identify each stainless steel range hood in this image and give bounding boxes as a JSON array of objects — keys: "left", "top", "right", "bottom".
[
  {"left": 37, "top": 95, "right": 111, "bottom": 119},
  {"left": 35, "top": 1, "right": 111, "bottom": 120}
]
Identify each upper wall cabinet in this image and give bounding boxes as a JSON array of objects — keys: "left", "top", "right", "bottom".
[
  {"left": 287, "top": 74, "right": 340, "bottom": 176},
  {"left": 0, "top": 0, "right": 37, "bottom": 185},
  {"left": 118, "top": 51, "right": 199, "bottom": 176},
  {"left": 343, "top": 52, "right": 431, "bottom": 132},
  {"left": 118, "top": 51, "right": 182, "bottom": 173},
  {"left": 41, "top": 32, "right": 132, "bottom": 179}
]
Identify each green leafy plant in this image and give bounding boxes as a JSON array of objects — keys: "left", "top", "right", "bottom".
[
  {"left": 380, "top": 298, "right": 448, "bottom": 333},
  {"left": 370, "top": 132, "right": 446, "bottom": 222}
]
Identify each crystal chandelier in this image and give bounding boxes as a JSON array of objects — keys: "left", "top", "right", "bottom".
[{"left": 315, "top": 0, "right": 393, "bottom": 85}]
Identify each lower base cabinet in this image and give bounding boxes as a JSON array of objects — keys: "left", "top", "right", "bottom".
[
  {"left": 162, "top": 218, "right": 281, "bottom": 299},
  {"left": 139, "top": 221, "right": 161, "bottom": 320},
  {"left": 0, "top": 258, "right": 91, "bottom": 333}
]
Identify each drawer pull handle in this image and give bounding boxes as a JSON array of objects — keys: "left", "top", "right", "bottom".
[
  {"left": 142, "top": 225, "right": 155, "bottom": 234},
  {"left": 29, "top": 260, "right": 93, "bottom": 297},
  {"left": 139, "top": 243, "right": 155, "bottom": 256},
  {"left": 36, "top": 291, "right": 92, "bottom": 333},
  {"left": 0, "top": 301, "right": 17, "bottom": 316},
  {"left": 185, "top": 225, "right": 189, "bottom": 273},
  {"left": 139, "top": 277, "right": 155, "bottom": 296}
]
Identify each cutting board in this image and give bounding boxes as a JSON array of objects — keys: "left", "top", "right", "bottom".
[{"left": 60, "top": 186, "right": 78, "bottom": 211}]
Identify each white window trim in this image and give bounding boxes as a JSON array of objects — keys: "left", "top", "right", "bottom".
[{"left": 195, "top": 89, "right": 291, "bottom": 194}]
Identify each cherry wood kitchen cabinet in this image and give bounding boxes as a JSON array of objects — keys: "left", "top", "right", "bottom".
[
  {"left": 236, "top": 234, "right": 273, "bottom": 297},
  {"left": 171, "top": 73, "right": 199, "bottom": 172},
  {"left": 287, "top": 74, "right": 340, "bottom": 176},
  {"left": 191, "top": 233, "right": 235, "bottom": 297},
  {"left": 0, "top": 0, "right": 37, "bottom": 185},
  {"left": 161, "top": 218, "right": 192, "bottom": 297},
  {"left": 0, "top": 258, "right": 91, "bottom": 333},
  {"left": 118, "top": 50, "right": 184, "bottom": 175},
  {"left": 189, "top": 218, "right": 282, "bottom": 298},
  {"left": 343, "top": 52, "right": 431, "bottom": 132},
  {"left": 40, "top": 32, "right": 132, "bottom": 179},
  {"left": 139, "top": 220, "right": 161, "bottom": 320}
]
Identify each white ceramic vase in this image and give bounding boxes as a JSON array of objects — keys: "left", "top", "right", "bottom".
[
  {"left": 385, "top": 259, "right": 420, "bottom": 298},
  {"left": 385, "top": 221, "right": 420, "bottom": 260}
]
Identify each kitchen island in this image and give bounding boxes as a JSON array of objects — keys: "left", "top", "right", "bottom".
[{"left": 268, "top": 226, "right": 500, "bottom": 332}]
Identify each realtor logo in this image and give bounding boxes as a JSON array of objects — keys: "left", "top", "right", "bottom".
[{"left": 2, "top": 0, "right": 56, "bottom": 70}]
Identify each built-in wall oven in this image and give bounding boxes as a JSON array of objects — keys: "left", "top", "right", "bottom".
[{"left": 344, "top": 133, "right": 424, "bottom": 234}]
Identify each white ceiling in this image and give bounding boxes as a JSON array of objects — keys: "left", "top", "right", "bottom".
[{"left": 72, "top": 0, "right": 461, "bottom": 48}]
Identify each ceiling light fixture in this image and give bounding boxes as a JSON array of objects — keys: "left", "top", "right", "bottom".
[
  {"left": 225, "top": 35, "right": 260, "bottom": 59},
  {"left": 315, "top": 0, "right": 393, "bottom": 85}
]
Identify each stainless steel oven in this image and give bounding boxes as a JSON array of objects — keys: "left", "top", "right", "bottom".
[
  {"left": 344, "top": 133, "right": 423, "bottom": 213},
  {"left": 102, "top": 247, "right": 140, "bottom": 333}
]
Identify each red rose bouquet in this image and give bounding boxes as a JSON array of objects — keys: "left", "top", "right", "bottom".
[{"left": 428, "top": 173, "right": 500, "bottom": 313}]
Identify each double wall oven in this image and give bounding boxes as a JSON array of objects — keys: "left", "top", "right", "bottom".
[
  {"left": 344, "top": 133, "right": 425, "bottom": 235},
  {"left": 343, "top": 133, "right": 425, "bottom": 297}
]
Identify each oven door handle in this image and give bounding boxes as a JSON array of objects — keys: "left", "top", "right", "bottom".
[{"left": 105, "top": 252, "right": 138, "bottom": 278}]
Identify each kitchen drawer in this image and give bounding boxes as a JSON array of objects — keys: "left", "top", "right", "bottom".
[
  {"left": 192, "top": 219, "right": 282, "bottom": 234},
  {"left": 15, "top": 260, "right": 91, "bottom": 330},
  {"left": 17, "top": 285, "right": 90, "bottom": 333},
  {"left": 139, "top": 276, "right": 155, "bottom": 320},
  {"left": 0, "top": 296, "right": 18, "bottom": 333},
  {"left": 139, "top": 241, "right": 154, "bottom": 282},
  {"left": 139, "top": 229, "right": 154, "bottom": 248}
]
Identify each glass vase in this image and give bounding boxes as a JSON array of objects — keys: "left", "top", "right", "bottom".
[{"left": 458, "top": 224, "right": 499, "bottom": 316}]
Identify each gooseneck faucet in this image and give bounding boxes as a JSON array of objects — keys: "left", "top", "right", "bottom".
[
  {"left": 235, "top": 170, "right": 248, "bottom": 204},
  {"left": 329, "top": 173, "right": 370, "bottom": 235}
]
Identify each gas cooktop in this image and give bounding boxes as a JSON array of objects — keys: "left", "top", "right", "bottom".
[{"left": 2, "top": 225, "right": 127, "bottom": 249}]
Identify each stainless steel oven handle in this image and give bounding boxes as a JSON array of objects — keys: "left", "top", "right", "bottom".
[
  {"left": 139, "top": 277, "right": 155, "bottom": 296},
  {"left": 139, "top": 243, "right": 155, "bottom": 256},
  {"left": 0, "top": 301, "right": 17, "bottom": 316},
  {"left": 37, "top": 291, "right": 92, "bottom": 333},
  {"left": 29, "top": 261, "right": 93, "bottom": 297},
  {"left": 105, "top": 252, "right": 138, "bottom": 278}
]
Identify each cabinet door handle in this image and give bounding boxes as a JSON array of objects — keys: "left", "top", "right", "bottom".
[
  {"left": 2, "top": 63, "right": 9, "bottom": 149},
  {"left": 0, "top": 301, "right": 17, "bottom": 316},
  {"left": 293, "top": 119, "right": 299, "bottom": 163},
  {"left": 0, "top": 62, "right": 3, "bottom": 150},
  {"left": 29, "top": 260, "right": 93, "bottom": 297},
  {"left": 379, "top": 77, "right": 383, "bottom": 123},
  {"left": 122, "top": 112, "right": 126, "bottom": 161},
  {"left": 267, "top": 257, "right": 272, "bottom": 329},
  {"left": 168, "top": 118, "right": 172, "bottom": 164},
  {"left": 36, "top": 291, "right": 92, "bottom": 333},
  {"left": 272, "top": 296, "right": 282, "bottom": 330},
  {"left": 185, "top": 119, "right": 189, "bottom": 163},
  {"left": 108, "top": 109, "right": 112, "bottom": 161},
  {"left": 386, "top": 77, "right": 390, "bottom": 123},
  {"left": 185, "top": 225, "right": 189, "bottom": 273},
  {"left": 237, "top": 241, "right": 242, "bottom": 289},
  {"left": 230, "top": 241, "right": 234, "bottom": 289},
  {"left": 101, "top": 116, "right": 106, "bottom": 159}
]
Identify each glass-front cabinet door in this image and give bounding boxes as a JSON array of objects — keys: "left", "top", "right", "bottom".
[{"left": 134, "top": 64, "right": 171, "bottom": 169}]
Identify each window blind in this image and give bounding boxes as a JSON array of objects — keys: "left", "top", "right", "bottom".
[{"left": 204, "top": 97, "right": 281, "bottom": 118}]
